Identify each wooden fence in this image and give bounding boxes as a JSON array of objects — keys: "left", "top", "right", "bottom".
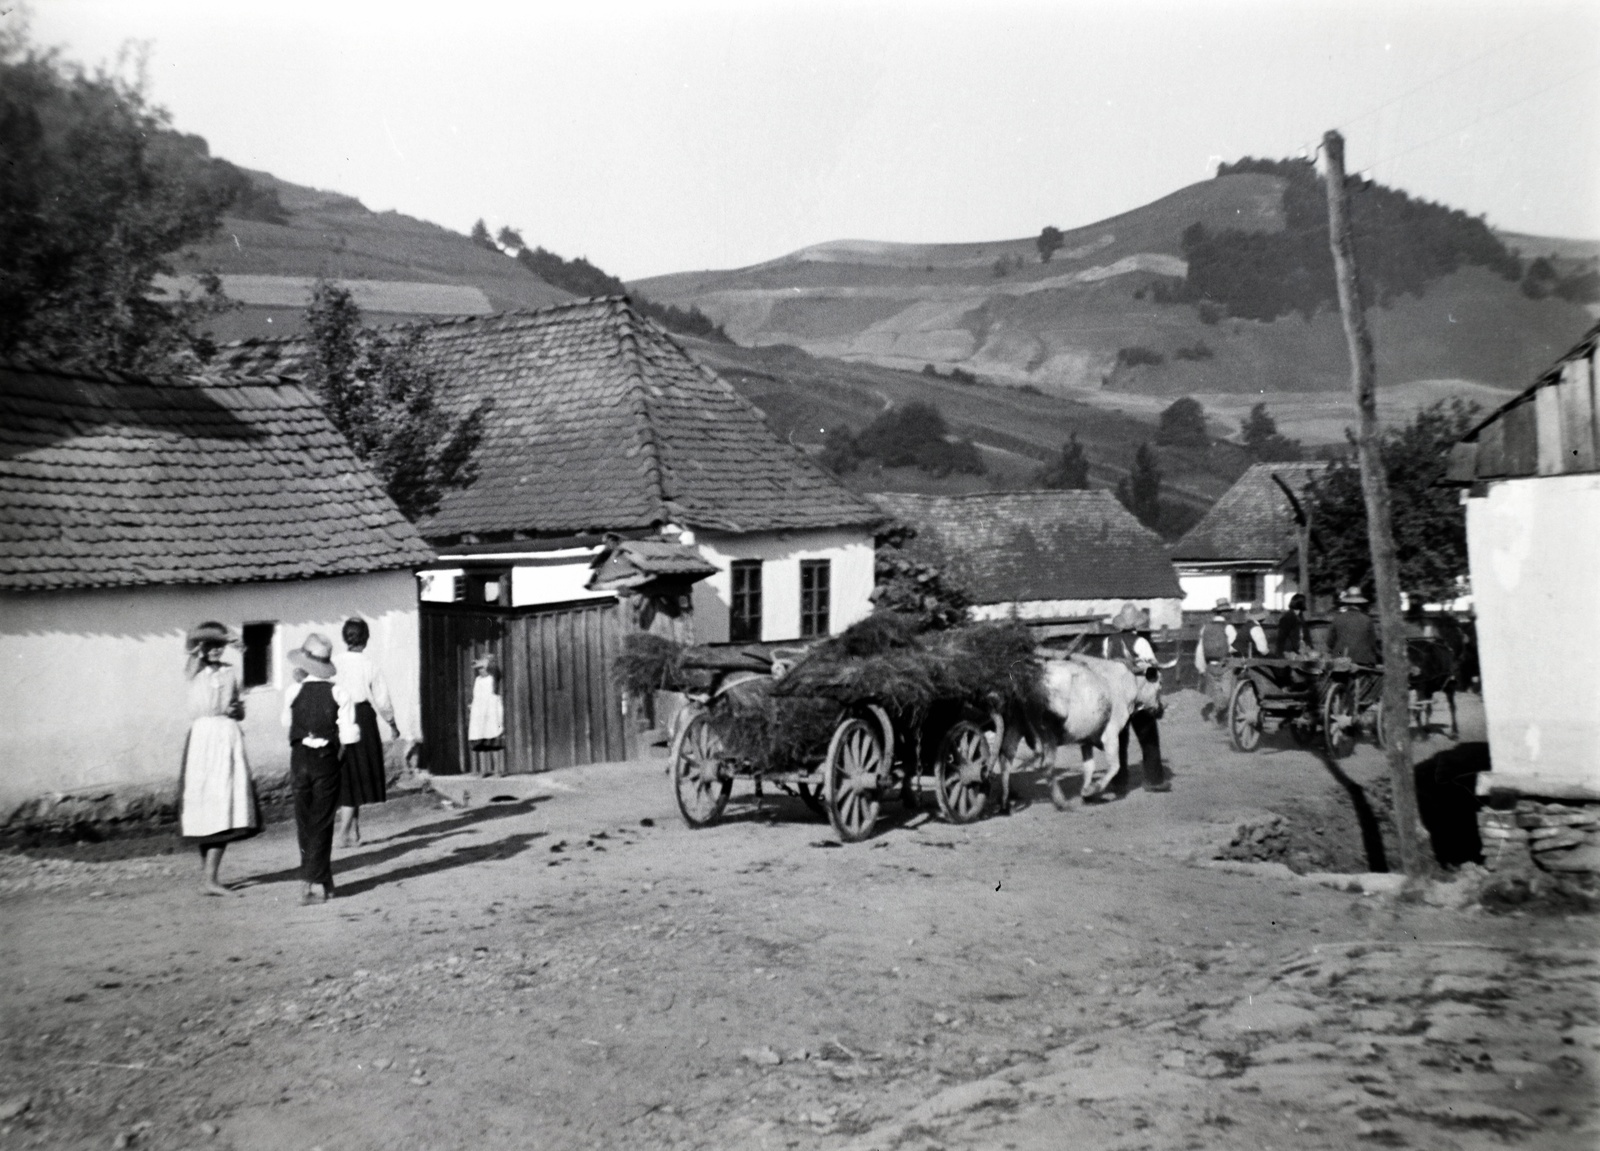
[{"left": 420, "top": 600, "right": 633, "bottom": 775}]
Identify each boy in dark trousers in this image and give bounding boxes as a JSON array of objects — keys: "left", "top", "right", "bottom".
[{"left": 283, "top": 634, "right": 356, "bottom": 904}]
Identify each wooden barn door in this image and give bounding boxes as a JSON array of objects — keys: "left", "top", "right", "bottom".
[{"left": 421, "top": 600, "right": 631, "bottom": 774}]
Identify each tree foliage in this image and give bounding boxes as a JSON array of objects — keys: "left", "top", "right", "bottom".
[
  {"left": 1036, "top": 226, "right": 1064, "bottom": 264},
  {"left": 0, "top": 26, "right": 239, "bottom": 371},
  {"left": 508, "top": 242, "right": 731, "bottom": 342},
  {"left": 1036, "top": 432, "right": 1091, "bottom": 488},
  {"left": 1156, "top": 397, "right": 1209, "bottom": 448},
  {"left": 870, "top": 523, "right": 973, "bottom": 630},
  {"left": 303, "top": 280, "right": 486, "bottom": 521},
  {"left": 855, "top": 401, "right": 985, "bottom": 477},
  {"left": 1305, "top": 399, "right": 1480, "bottom": 604},
  {"left": 1115, "top": 442, "right": 1163, "bottom": 529},
  {"left": 1177, "top": 157, "right": 1522, "bottom": 322},
  {"left": 1240, "top": 402, "right": 1303, "bottom": 461}
]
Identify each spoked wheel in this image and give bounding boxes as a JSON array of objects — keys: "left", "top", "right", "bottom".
[
  {"left": 1227, "top": 679, "right": 1263, "bottom": 753},
  {"left": 824, "top": 717, "right": 884, "bottom": 843},
  {"left": 1323, "top": 681, "right": 1357, "bottom": 759},
  {"left": 1373, "top": 697, "right": 1388, "bottom": 751},
  {"left": 795, "top": 780, "right": 828, "bottom": 818},
  {"left": 934, "top": 720, "right": 991, "bottom": 824},
  {"left": 670, "top": 711, "right": 732, "bottom": 827}
]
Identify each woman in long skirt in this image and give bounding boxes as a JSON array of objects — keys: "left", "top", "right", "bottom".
[
  {"left": 178, "top": 621, "right": 259, "bottom": 895},
  {"left": 333, "top": 617, "right": 399, "bottom": 847}
]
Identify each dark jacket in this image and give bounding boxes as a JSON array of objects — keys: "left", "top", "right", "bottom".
[
  {"left": 1330, "top": 608, "right": 1380, "bottom": 664},
  {"left": 1275, "top": 611, "right": 1307, "bottom": 656},
  {"left": 289, "top": 680, "right": 340, "bottom": 747}
]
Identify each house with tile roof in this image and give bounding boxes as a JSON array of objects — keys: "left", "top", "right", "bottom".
[
  {"left": 0, "top": 361, "right": 434, "bottom": 828},
  {"left": 1446, "top": 321, "right": 1600, "bottom": 807},
  {"left": 221, "top": 297, "right": 884, "bottom": 773},
  {"left": 870, "top": 491, "right": 1184, "bottom": 631},
  {"left": 1170, "top": 461, "right": 1327, "bottom": 612}
]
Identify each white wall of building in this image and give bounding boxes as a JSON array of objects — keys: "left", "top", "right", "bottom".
[
  {"left": 969, "top": 597, "right": 1184, "bottom": 631},
  {"left": 1177, "top": 569, "right": 1294, "bottom": 612},
  {"left": 0, "top": 571, "right": 419, "bottom": 817},
  {"left": 1467, "top": 473, "right": 1600, "bottom": 791},
  {"left": 691, "top": 528, "right": 876, "bottom": 644}
]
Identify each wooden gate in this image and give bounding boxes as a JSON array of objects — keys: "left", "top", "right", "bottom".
[{"left": 420, "top": 600, "right": 632, "bottom": 775}]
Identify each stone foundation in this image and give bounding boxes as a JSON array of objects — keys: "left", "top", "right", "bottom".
[{"left": 1479, "top": 799, "right": 1600, "bottom": 877}]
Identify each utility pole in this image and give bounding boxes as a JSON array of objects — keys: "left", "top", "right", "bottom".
[
  {"left": 1271, "top": 472, "right": 1312, "bottom": 608},
  {"left": 1321, "top": 129, "right": 1433, "bottom": 879}
]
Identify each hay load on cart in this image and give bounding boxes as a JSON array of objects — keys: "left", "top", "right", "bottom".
[{"left": 614, "top": 614, "right": 1050, "bottom": 841}]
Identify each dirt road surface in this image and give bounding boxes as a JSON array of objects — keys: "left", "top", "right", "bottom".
[{"left": 3, "top": 691, "right": 1596, "bottom": 1151}]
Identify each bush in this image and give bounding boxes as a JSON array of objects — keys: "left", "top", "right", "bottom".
[
  {"left": 1157, "top": 397, "right": 1209, "bottom": 447},
  {"left": 1117, "top": 346, "right": 1165, "bottom": 368},
  {"left": 1173, "top": 341, "right": 1214, "bottom": 362},
  {"left": 852, "top": 401, "right": 986, "bottom": 477}
]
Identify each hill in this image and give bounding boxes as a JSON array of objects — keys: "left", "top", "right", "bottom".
[
  {"left": 632, "top": 171, "right": 1596, "bottom": 424},
  {"left": 172, "top": 170, "right": 571, "bottom": 341}
]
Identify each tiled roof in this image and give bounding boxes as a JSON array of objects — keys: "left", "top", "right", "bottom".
[
  {"left": 1171, "top": 461, "right": 1328, "bottom": 562},
  {"left": 218, "top": 297, "right": 883, "bottom": 540},
  {"left": 870, "top": 490, "right": 1181, "bottom": 604},
  {"left": 0, "top": 362, "right": 434, "bottom": 593}
]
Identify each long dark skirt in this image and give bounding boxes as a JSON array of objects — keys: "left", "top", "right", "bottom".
[{"left": 338, "top": 701, "right": 387, "bottom": 808}]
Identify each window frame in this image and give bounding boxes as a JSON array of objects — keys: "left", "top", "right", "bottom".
[
  {"left": 240, "top": 621, "right": 277, "bottom": 691},
  {"left": 729, "top": 559, "right": 763, "bottom": 643},
  {"left": 800, "top": 558, "right": 831, "bottom": 639},
  {"left": 1230, "top": 571, "right": 1263, "bottom": 605}
]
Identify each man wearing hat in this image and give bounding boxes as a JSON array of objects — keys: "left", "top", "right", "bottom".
[
  {"left": 1193, "top": 598, "right": 1235, "bottom": 723},
  {"left": 1099, "top": 604, "right": 1171, "bottom": 793},
  {"left": 1331, "top": 586, "right": 1380, "bottom": 664},
  {"left": 281, "top": 634, "right": 357, "bottom": 903}
]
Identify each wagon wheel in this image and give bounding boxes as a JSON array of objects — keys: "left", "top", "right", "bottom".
[
  {"left": 1373, "top": 697, "right": 1388, "bottom": 751},
  {"left": 824, "top": 717, "right": 884, "bottom": 843},
  {"left": 1227, "top": 678, "right": 1263, "bottom": 753},
  {"left": 1322, "top": 681, "right": 1357, "bottom": 759},
  {"left": 795, "top": 781, "right": 828, "bottom": 818},
  {"left": 934, "top": 720, "right": 991, "bottom": 824},
  {"left": 670, "top": 711, "right": 732, "bottom": 828}
]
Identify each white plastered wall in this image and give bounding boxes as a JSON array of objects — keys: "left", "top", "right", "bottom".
[
  {"left": 1178, "top": 569, "right": 1294, "bottom": 611},
  {"left": 0, "top": 571, "right": 419, "bottom": 815},
  {"left": 970, "top": 597, "right": 1184, "bottom": 631},
  {"left": 1467, "top": 474, "right": 1600, "bottom": 789},
  {"left": 690, "top": 528, "right": 876, "bottom": 644}
]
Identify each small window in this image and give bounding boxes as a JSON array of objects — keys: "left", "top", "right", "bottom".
[
  {"left": 730, "top": 560, "right": 763, "bottom": 643},
  {"left": 801, "top": 559, "right": 831, "bottom": 638},
  {"left": 1231, "top": 572, "right": 1262, "bottom": 605},
  {"left": 241, "top": 622, "right": 275, "bottom": 689}
]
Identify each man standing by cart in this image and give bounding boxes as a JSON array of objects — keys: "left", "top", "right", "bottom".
[
  {"left": 1331, "top": 586, "right": 1380, "bottom": 664},
  {"left": 1194, "top": 598, "right": 1234, "bottom": 723},
  {"left": 1105, "top": 604, "right": 1170, "bottom": 794}
]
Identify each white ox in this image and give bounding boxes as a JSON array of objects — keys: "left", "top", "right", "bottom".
[{"left": 998, "top": 654, "right": 1163, "bottom": 809}]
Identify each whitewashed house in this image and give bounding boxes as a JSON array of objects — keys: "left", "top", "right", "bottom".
[
  {"left": 1447, "top": 321, "right": 1600, "bottom": 804},
  {"left": 224, "top": 297, "right": 883, "bottom": 773},
  {"left": 0, "top": 362, "right": 433, "bottom": 829},
  {"left": 870, "top": 490, "right": 1184, "bottom": 631},
  {"left": 1170, "top": 462, "right": 1327, "bottom": 611}
]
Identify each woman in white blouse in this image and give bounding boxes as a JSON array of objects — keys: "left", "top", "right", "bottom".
[{"left": 332, "top": 617, "right": 399, "bottom": 847}]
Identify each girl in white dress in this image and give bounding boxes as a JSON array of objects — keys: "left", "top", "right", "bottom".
[{"left": 178, "top": 622, "right": 259, "bottom": 895}]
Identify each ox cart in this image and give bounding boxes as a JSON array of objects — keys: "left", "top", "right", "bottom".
[
  {"left": 1225, "top": 654, "right": 1387, "bottom": 758},
  {"left": 637, "top": 619, "right": 1042, "bottom": 843}
]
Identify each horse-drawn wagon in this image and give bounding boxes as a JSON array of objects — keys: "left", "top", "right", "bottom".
[
  {"left": 1224, "top": 653, "right": 1386, "bottom": 757},
  {"left": 621, "top": 618, "right": 1046, "bottom": 842}
]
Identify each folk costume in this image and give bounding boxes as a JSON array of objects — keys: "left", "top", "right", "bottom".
[
  {"left": 1194, "top": 599, "right": 1236, "bottom": 723},
  {"left": 1330, "top": 587, "right": 1380, "bottom": 664},
  {"left": 333, "top": 645, "right": 397, "bottom": 809},
  {"left": 1275, "top": 595, "right": 1310, "bottom": 657},
  {"left": 1104, "top": 604, "right": 1169, "bottom": 793},
  {"left": 283, "top": 635, "right": 356, "bottom": 900},
  {"left": 179, "top": 625, "right": 260, "bottom": 852}
]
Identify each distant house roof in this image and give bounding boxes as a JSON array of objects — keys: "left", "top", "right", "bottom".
[
  {"left": 219, "top": 296, "right": 882, "bottom": 541},
  {"left": 1447, "top": 320, "right": 1600, "bottom": 483},
  {"left": 870, "top": 490, "right": 1181, "bottom": 604},
  {"left": 1171, "top": 462, "right": 1328, "bottom": 564},
  {"left": 0, "top": 362, "right": 433, "bottom": 593}
]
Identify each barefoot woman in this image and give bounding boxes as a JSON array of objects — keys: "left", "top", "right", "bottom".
[
  {"left": 178, "top": 622, "right": 259, "bottom": 894},
  {"left": 333, "top": 617, "right": 399, "bottom": 847}
]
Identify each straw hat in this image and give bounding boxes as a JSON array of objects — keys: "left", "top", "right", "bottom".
[
  {"left": 1110, "top": 603, "right": 1143, "bottom": 631},
  {"left": 1246, "top": 601, "right": 1268, "bottom": 622},
  {"left": 1339, "top": 586, "right": 1369, "bottom": 606},
  {"left": 1212, "top": 598, "right": 1231, "bottom": 613},
  {"left": 288, "top": 633, "right": 337, "bottom": 678},
  {"left": 185, "top": 621, "right": 234, "bottom": 650}
]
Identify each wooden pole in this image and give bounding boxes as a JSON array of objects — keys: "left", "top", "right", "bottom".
[{"left": 1321, "top": 130, "right": 1433, "bottom": 878}]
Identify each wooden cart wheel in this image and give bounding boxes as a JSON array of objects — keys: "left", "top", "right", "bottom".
[
  {"left": 1322, "top": 681, "right": 1357, "bottom": 759},
  {"left": 795, "top": 781, "right": 828, "bottom": 818},
  {"left": 1227, "top": 678, "right": 1263, "bottom": 753},
  {"left": 1373, "top": 696, "right": 1387, "bottom": 751},
  {"left": 934, "top": 720, "right": 991, "bottom": 824},
  {"left": 824, "top": 717, "right": 884, "bottom": 843},
  {"left": 670, "top": 711, "right": 732, "bottom": 828}
]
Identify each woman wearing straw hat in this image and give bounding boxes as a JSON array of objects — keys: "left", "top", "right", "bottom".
[
  {"left": 281, "top": 634, "right": 356, "bottom": 904},
  {"left": 178, "top": 622, "right": 259, "bottom": 895}
]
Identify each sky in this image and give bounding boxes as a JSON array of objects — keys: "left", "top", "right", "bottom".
[{"left": 22, "top": 0, "right": 1600, "bottom": 281}]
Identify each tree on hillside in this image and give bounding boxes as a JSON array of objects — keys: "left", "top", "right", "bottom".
[
  {"left": 854, "top": 401, "right": 985, "bottom": 477},
  {"left": 495, "top": 225, "right": 526, "bottom": 253},
  {"left": 304, "top": 280, "right": 486, "bottom": 521},
  {"left": 1156, "top": 397, "right": 1210, "bottom": 448},
  {"left": 0, "top": 25, "right": 238, "bottom": 371},
  {"left": 818, "top": 425, "right": 860, "bottom": 474},
  {"left": 470, "top": 219, "right": 496, "bottom": 251},
  {"left": 1305, "top": 399, "right": 1480, "bottom": 605},
  {"left": 1036, "top": 226, "right": 1065, "bottom": 264},
  {"left": 1036, "top": 432, "right": 1091, "bottom": 489},
  {"left": 1241, "top": 402, "right": 1304, "bottom": 462},
  {"left": 1115, "top": 442, "right": 1163, "bottom": 530}
]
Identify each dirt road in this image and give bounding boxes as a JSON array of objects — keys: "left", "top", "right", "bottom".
[{"left": 2, "top": 691, "right": 1596, "bottom": 1151}]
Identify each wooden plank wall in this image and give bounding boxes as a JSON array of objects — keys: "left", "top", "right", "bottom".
[{"left": 421, "top": 601, "right": 630, "bottom": 775}]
